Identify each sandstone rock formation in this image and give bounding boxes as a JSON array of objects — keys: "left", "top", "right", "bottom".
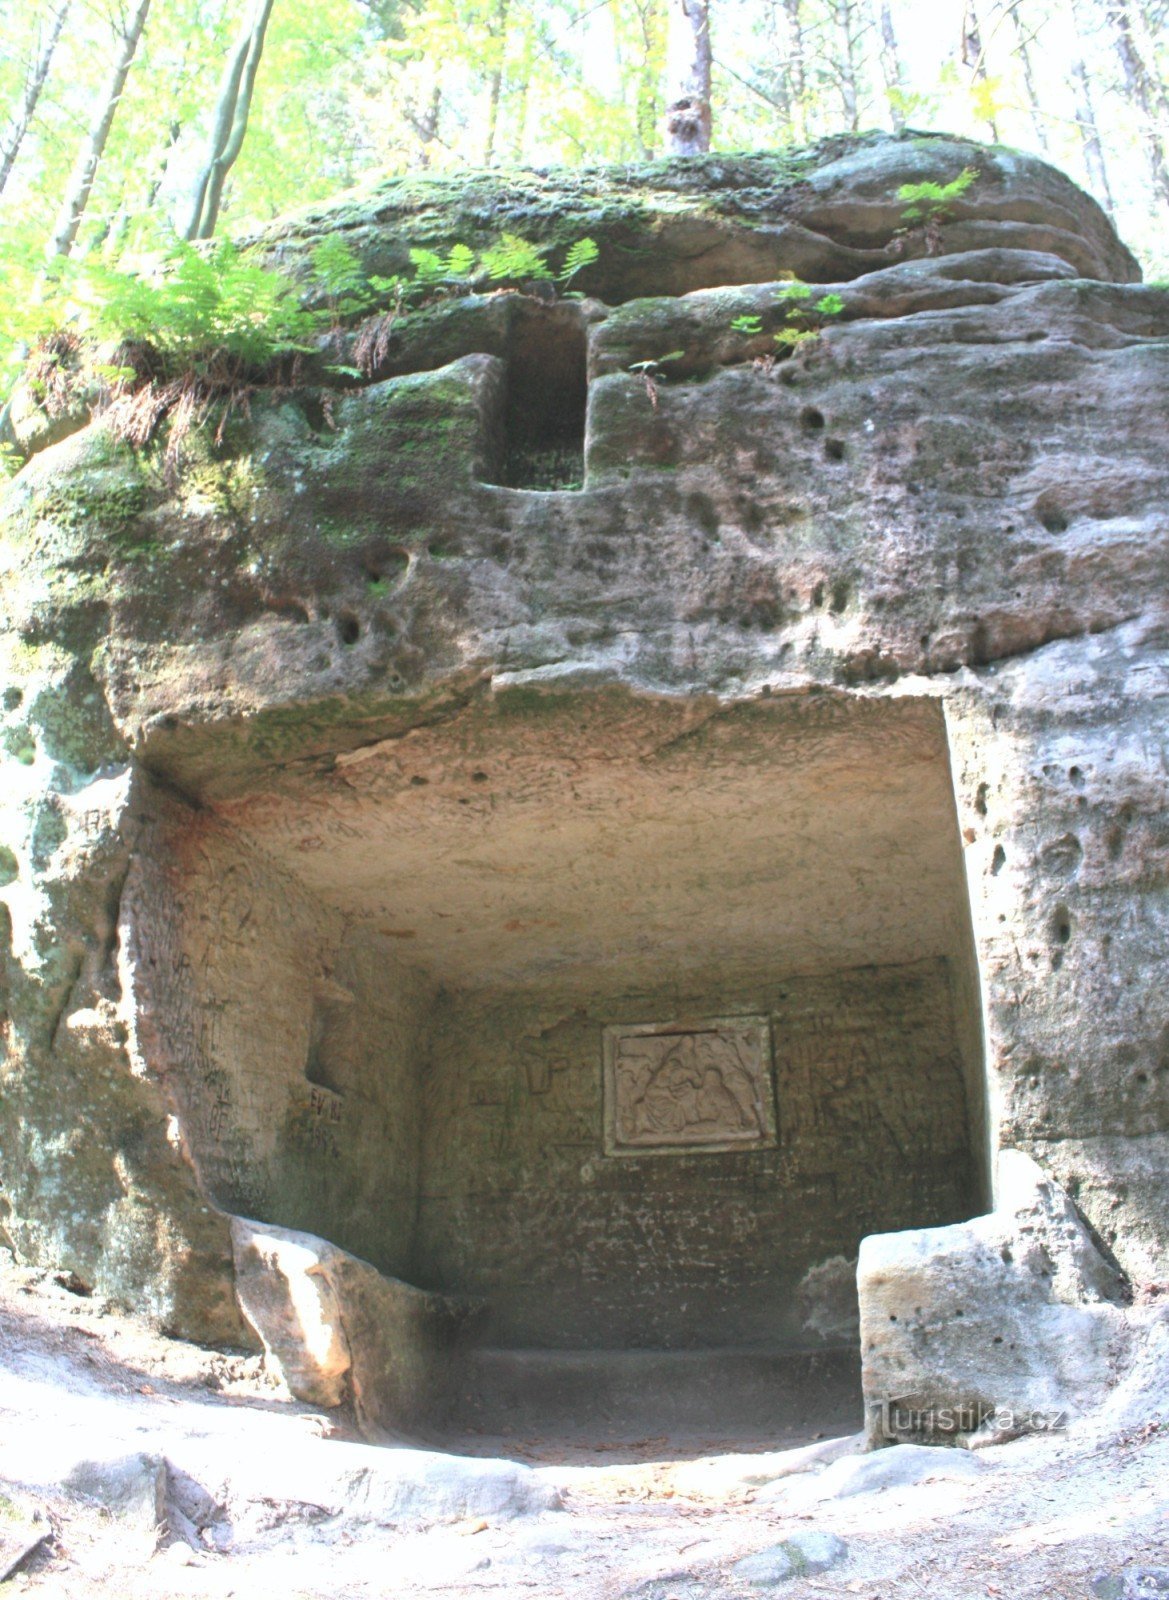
[
  {"left": 858, "top": 1151, "right": 1131, "bottom": 1446},
  {"left": 0, "top": 130, "right": 1165, "bottom": 1437},
  {"left": 231, "top": 1217, "right": 477, "bottom": 1436}
]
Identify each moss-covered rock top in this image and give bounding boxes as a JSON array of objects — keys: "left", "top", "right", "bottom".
[{"left": 260, "top": 131, "right": 1140, "bottom": 302}]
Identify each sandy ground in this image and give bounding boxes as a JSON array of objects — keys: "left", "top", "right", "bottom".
[{"left": 0, "top": 1252, "right": 1166, "bottom": 1599}]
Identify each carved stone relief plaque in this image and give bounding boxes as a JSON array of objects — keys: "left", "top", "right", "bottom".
[{"left": 602, "top": 1016, "right": 776, "bottom": 1156}]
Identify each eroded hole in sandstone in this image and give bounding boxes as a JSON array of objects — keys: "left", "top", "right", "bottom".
[
  {"left": 485, "top": 301, "right": 587, "bottom": 492},
  {"left": 132, "top": 692, "right": 989, "bottom": 1452}
]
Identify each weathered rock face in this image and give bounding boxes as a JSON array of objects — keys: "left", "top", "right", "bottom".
[
  {"left": 858, "top": 1151, "right": 1132, "bottom": 1446},
  {"left": 231, "top": 1218, "right": 477, "bottom": 1436},
  {"left": 0, "top": 132, "right": 1166, "bottom": 1431}
]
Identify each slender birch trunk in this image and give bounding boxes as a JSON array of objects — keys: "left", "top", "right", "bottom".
[
  {"left": 875, "top": 0, "right": 905, "bottom": 131},
  {"left": 483, "top": 0, "right": 510, "bottom": 166},
  {"left": 767, "top": 0, "right": 806, "bottom": 141},
  {"left": 1068, "top": 25, "right": 1117, "bottom": 214},
  {"left": 634, "top": 0, "right": 666, "bottom": 158},
  {"left": 46, "top": 0, "right": 151, "bottom": 261},
  {"left": 664, "top": 0, "right": 712, "bottom": 155},
  {"left": 1103, "top": 0, "right": 1169, "bottom": 207},
  {"left": 1007, "top": 1, "right": 1049, "bottom": 152},
  {"left": 0, "top": 0, "right": 72, "bottom": 196},
  {"left": 834, "top": 0, "right": 862, "bottom": 132},
  {"left": 961, "top": 0, "right": 1000, "bottom": 141},
  {"left": 183, "top": 0, "right": 276, "bottom": 241}
]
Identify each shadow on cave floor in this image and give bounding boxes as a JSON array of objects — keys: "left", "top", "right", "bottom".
[
  {"left": 437, "top": 1346, "right": 864, "bottom": 1466},
  {"left": 0, "top": 1259, "right": 863, "bottom": 1468}
]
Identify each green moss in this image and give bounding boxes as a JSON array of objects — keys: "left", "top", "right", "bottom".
[
  {"left": 3, "top": 726, "right": 36, "bottom": 765},
  {"left": 32, "top": 474, "right": 150, "bottom": 536},
  {"left": 0, "top": 845, "right": 19, "bottom": 886},
  {"left": 31, "top": 667, "right": 124, "bottom": 774},
  {"left": 28, "top": 800, "right": 67, "bottom": 868}
]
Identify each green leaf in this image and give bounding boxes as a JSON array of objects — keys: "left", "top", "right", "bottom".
[
  {"left": 480, "top": 232, "right": 553, "bottom": 283},
  {"left": 309, "top": 236, "right": 367, "bottom": 299},
  {"left": 730, "top": 314, "right": 764, "bottom": 335},
  {"left": 774, "top": 326, "right": 817, "bottom": 349},
  {"left": 408, "top": 247, "right": 447, "bottom": 285},
  {"left": 444, "top": 243, "right": 477, "bottom": 279},
  {"left": 814, "top": 293, "right": 845, "bottom": 316},
  {"left": 897, "top": 167, "right": 978, "bottom": 224},
  {"left": 557, "top": 237, "right": 599, "bottom": 283}
]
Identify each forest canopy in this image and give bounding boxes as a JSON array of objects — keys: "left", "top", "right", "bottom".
[{"left": 0, "top": 0, "right": 1166, "bottom": 425}]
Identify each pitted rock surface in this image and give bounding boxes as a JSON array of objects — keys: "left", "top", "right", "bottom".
[{"left": 0, "top": 132, "right": 1165, "bottom": 1388}]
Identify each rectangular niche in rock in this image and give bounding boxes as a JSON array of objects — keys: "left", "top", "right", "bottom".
[
  {"left": 136, "top": 691, "right": 990, "bottom": 1439},
  {"left": 487, "top": 299, "right": 588, "bottom": 491},
  {"left": 602, "top": 1017, "right": 777, "bottom": 1155}
]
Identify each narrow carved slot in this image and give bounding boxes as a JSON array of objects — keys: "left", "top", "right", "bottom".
[{"left": 488, "top": 300, "right": 588, "bottom": 492}]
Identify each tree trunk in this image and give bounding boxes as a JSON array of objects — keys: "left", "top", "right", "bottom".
[
  {"left": 1006, "top": 1, "right": 1049, "bottom": 152},
  {"left": 766, "top": 0, "right": 806, "bottom": 141},
  {"left": 183, "top": 0, "right": 277, "bottom": 241},
  {"left": 1066, "top": 0, "right": 1117, "bottom": 217},
  {"left": 874, "top": 0, "right": 904, "bottom": 130},
  {"left": 961, "top": 0, "right": 1000, "bottom": 141},
  {"left": 664, "top": 0, "right": 712, "bottom": 155},
  {"left": 0, "top": 0, "right": 72, "bottom": 197},
  {"left": 633, "top": 0, "right": 666, "bottom": 158},
  {"left": 96, "top": 118, "right": 183, "bottom": 251},
  {"left": 407, "top": 84, "right": 442, "bottom": 166},
  {"left": 832, "top": 0, "right": 862, "bottom": 132},
  {"left": 483, "top": 0, "right": 510, "bottom": 166},
  {"left": 45, "top": 0, "right": 151, "bottom": 261},
  {"left": 1103, "top": 0, "right": 1169, "bottom": 207}
]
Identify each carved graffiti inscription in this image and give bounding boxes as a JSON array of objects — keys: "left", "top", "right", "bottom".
[{"left": 602, "top": 1016, "right": 776, "bottom": 1156}]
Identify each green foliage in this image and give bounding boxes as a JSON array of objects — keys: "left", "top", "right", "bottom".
[
  {"left": 409, "top": 243, "right": 476, "bottom": 286},
  {"left": 898, "top": 167, "right": 978, "bottom": 225},
  {"left": 309, "top": 234, "right": 373, "bottom": 316},
  {"left": 558, "top": 237, "right": 599, "bottom": 285},
  {"left": 742, "top": 280, "right": 847, "bottom": 358},
  {"left": 480, "top": 232, "right": 553, "bottom": 282},
  {"left": 628, "top": 350, "right": 684, "bottom": 407},
  {"left": 307, "top": 232, "right": 598, "bottom": 325},
  {"left": 75, "top": 238, "right": 321, "bottom": 368},
  {"left": 628, "top": 351, "right": 684, "bottom": 374},
  {"left": 773, "top": 326, "right": 818, "bottom": 350},
  {"left": 305, "top": 231, "right": 600, "bottom": 359}
]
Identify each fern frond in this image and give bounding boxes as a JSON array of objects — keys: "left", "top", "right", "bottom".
[
  {"left": 557, "top": 237, "right": 599, "bottom": 284},
  {"left": 480, "top": 233, "right": 553, "bottom": 283}
]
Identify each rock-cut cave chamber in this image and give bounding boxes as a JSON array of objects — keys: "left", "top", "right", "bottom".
[{"left": 132, "top": 688, "right": 989, "bottom": 1442}]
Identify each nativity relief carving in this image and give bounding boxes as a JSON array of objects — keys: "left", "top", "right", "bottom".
[{"left": 602, "top": 1016, "right": 776, "bottom": 1156}]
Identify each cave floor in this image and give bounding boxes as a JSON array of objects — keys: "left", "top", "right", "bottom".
[{"left": 0, "top": 1255, "right": 1166, "bottom": 1600}]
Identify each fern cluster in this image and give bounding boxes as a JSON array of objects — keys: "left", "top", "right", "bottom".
[
  {"left": 4, "top": 226, "right": 603, "bottom": 474},
  {"left": 310, "top": 231, "right": 599, "bottom": 318},
  {"left": 78, "top": 238, "right": 322, "bottom": 368},
  {"left": 730, "top": 279, "right": 847, "bottom": 353},
  {"left": 898, "top": 167, "right": 978, "bottom": 225}
]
